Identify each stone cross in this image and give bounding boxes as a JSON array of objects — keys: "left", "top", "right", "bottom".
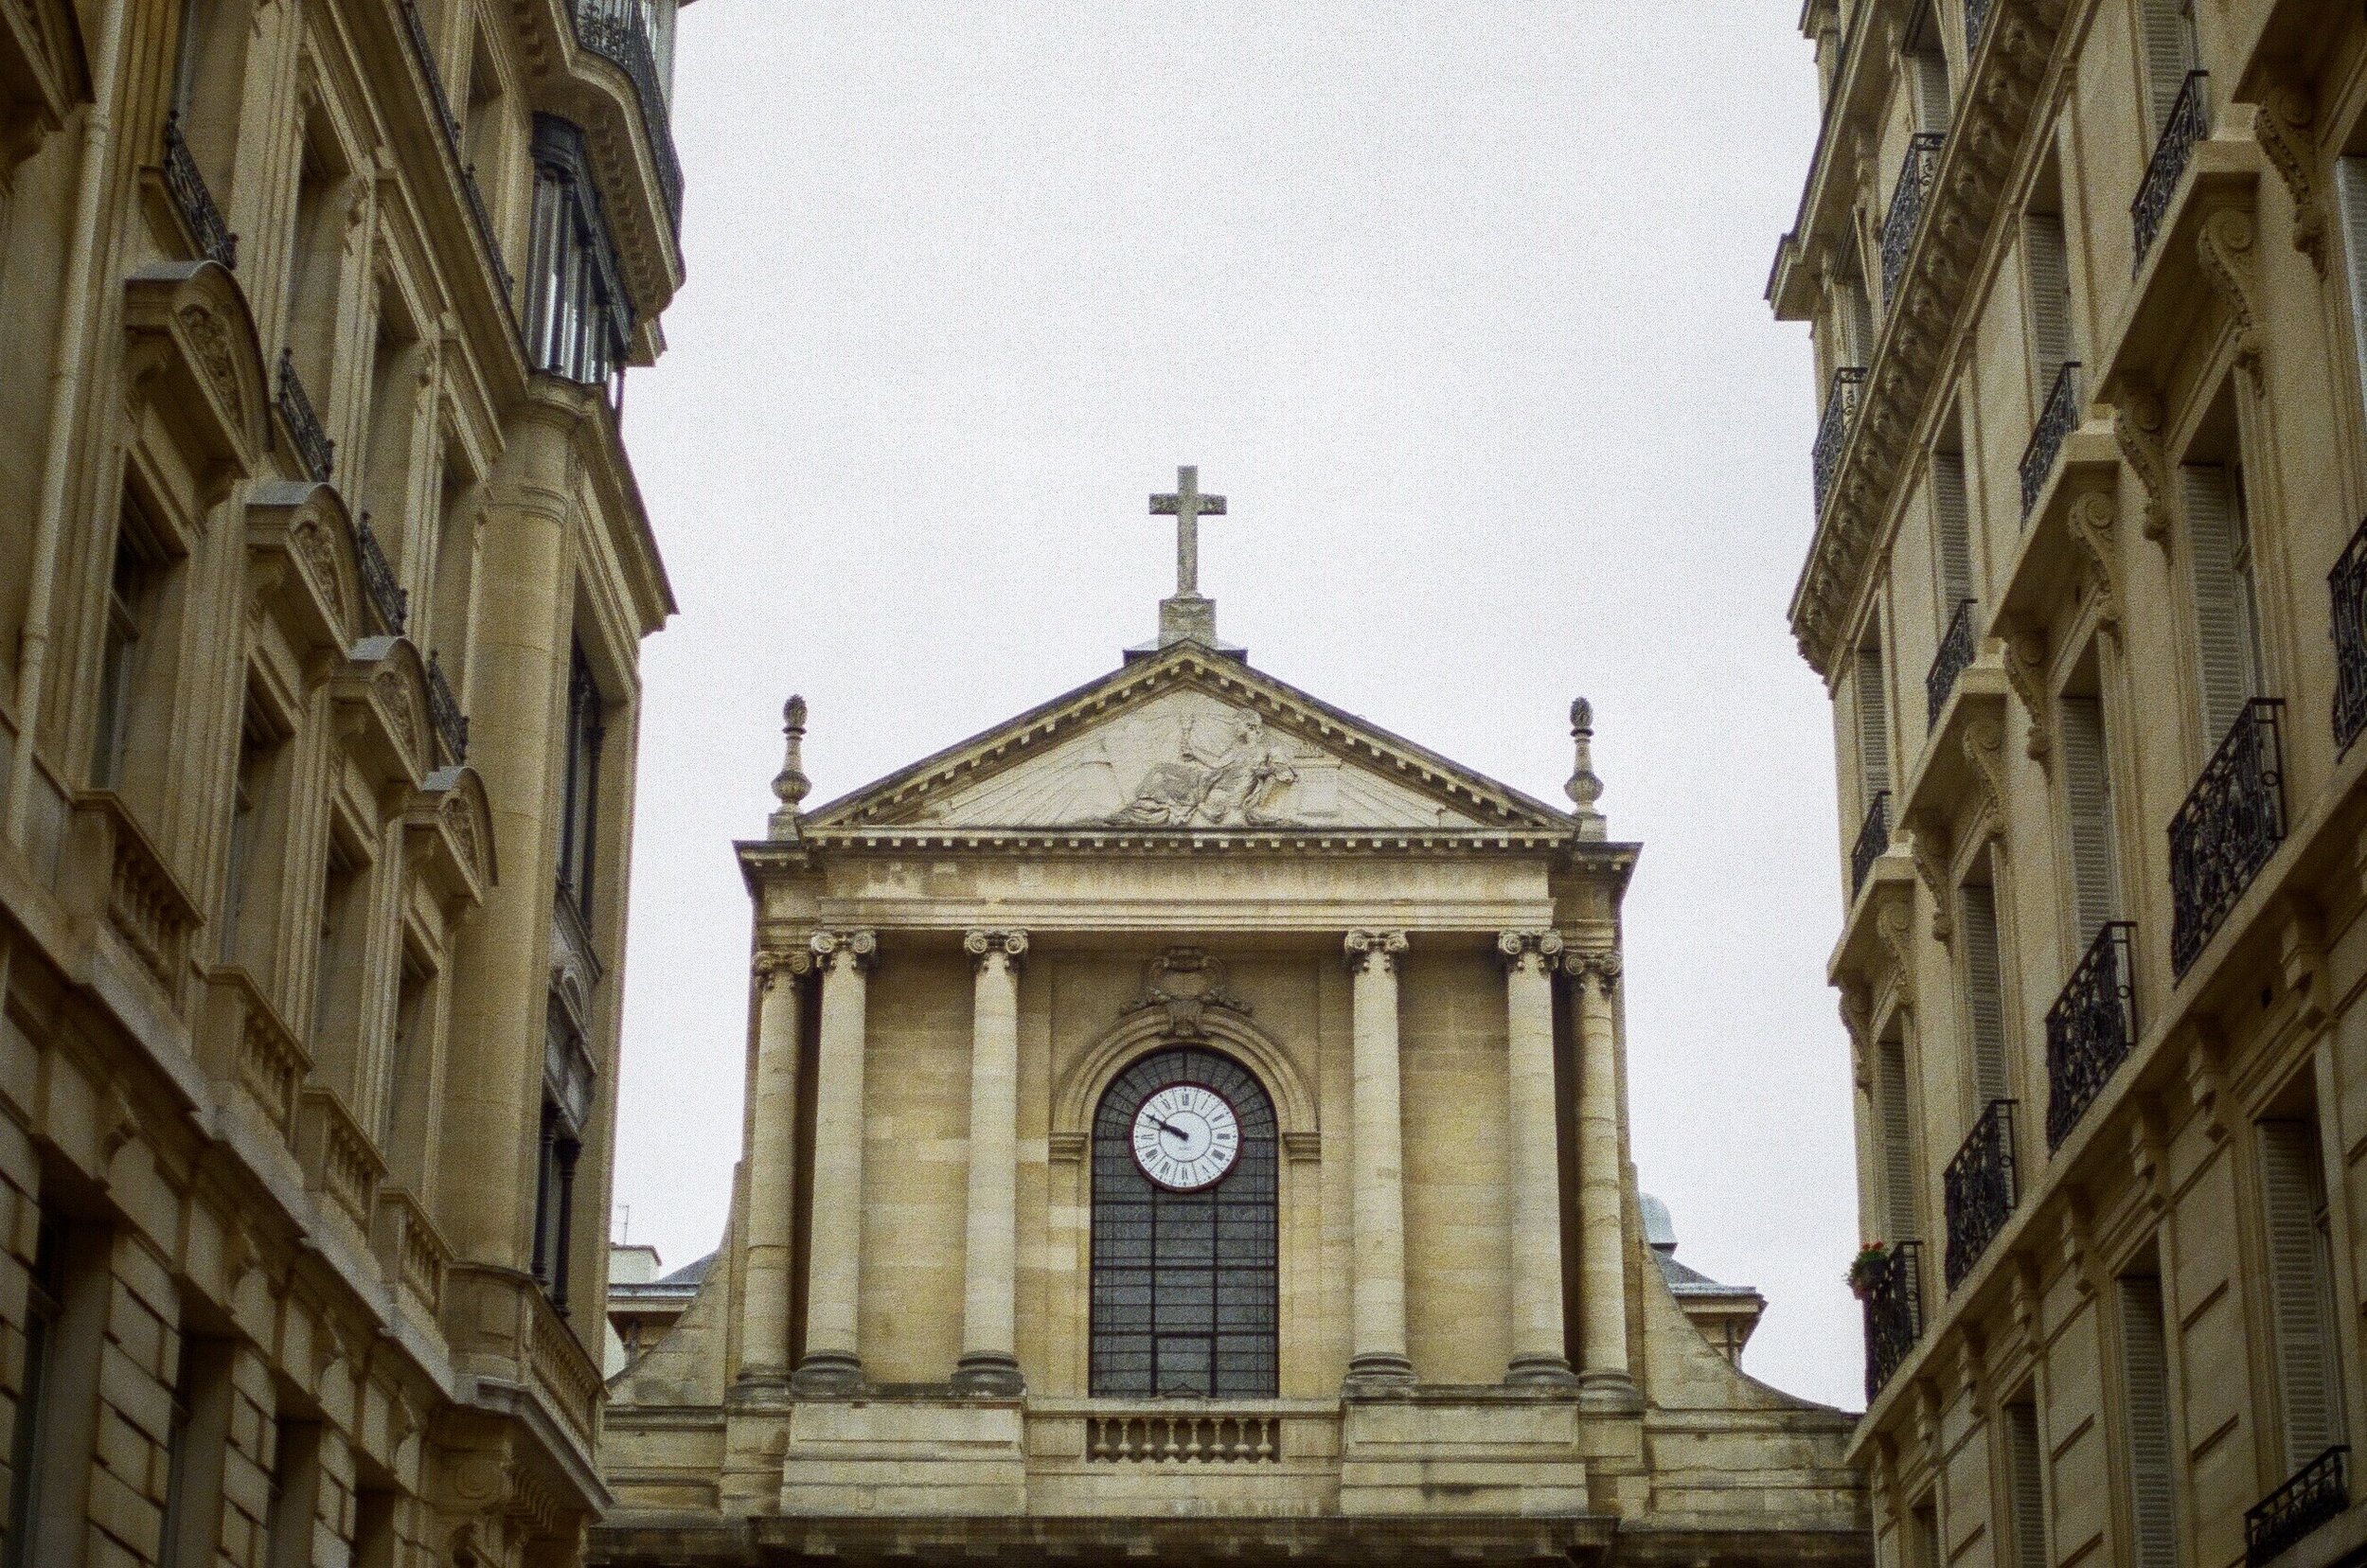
[{"left": 1150, "top": 465, "right": 1226, "bottom": 598}]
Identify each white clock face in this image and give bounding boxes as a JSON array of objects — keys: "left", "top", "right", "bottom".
[{"left": 1130, "top": 1084, "right": 1241, "bottom": 1191}]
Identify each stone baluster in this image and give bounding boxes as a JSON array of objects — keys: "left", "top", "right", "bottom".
[
  {"left": 792, "top": 927, "right": 876, "bottom": 1395},
  {"left": 1498, "top": 929, "right": 1577, "bottom": 1385},
  {"left": 1563, "top": 949, "right": 1640, "bottom": 1411},
  {"left": 1343, "top": 928, "right": 1415, "bottom": 1393},
  {"left": 952, "top": 929, "right": 1028, "bottom": 1396},
  {"left": 732, "top": 945, "right": 811, "bottom": 1398}
]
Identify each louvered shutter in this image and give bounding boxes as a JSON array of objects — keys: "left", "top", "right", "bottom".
[
  {"left": 1847, "top": 280, "right": 1878, "bottom": 366},
  {"left": 1859, "top": 644, "right": 1893, "bottom": 798},
  {"left": 2141, "top": 0, "right": 2196, "bottom": 139},
  {"left": 2005, "top": 1402, "right": 2049, "bottom": 1568},
  {"left": 1962, "top": 884, "right": 2010, "bottom": 1104},
  {"left": 2337, "top": 159, "right": 2367, "bottom": 420},
  {"left": 1934, "top": 452, "right": 1975, "bottom": 609},
  {"left": 2117, "top": 1274, "right": 2178, "bottom": 1568},
  {"left": 1915, "top": 48, "right": 1950, "bottom": 134},
  {"left": 2060, "top": 697, "right": 2119, "bottom": 944},
  {"left": 2181, "top": 465, "right": 2255, "bottom": 742},
  {"left": 2024, "top": 216, "right": 2073, "bottom": 390},
  {"left": 1879, "top": 1038, "right": 1917, "bottom": 1242},
  {"left": 2260, "top": 1120, "right": 2346, "bottom": 1470}
]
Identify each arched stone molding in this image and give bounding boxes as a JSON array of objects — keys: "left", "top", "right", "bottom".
[
  {"left": 122, "top": 259, "right": 271, "bottom": 505},
  {"left": 334, "top": 634, "right": 435, "bottom": 788},
  {"left": 406, "top": 764, "right": 497, "bottom": 905},
  {"left": 247, "top": 479, "right": 365, "bottom": 655},
  {"left": 1052, "top": 1005, "right": 1317, "bottom": 1151}
]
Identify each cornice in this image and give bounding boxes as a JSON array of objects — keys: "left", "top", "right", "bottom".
[
  {"left": 749, "top": 827, "right": 1638, "bottom": 862},
  {"left": 1787, "top": 0, "right": 2071, "bottom": 680}
]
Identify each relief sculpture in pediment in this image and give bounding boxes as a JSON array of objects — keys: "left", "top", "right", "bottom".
[{"left": 1109, "top": 708, "right": 1297, "bottom": 827}]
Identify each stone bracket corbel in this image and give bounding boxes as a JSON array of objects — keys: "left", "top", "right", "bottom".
[
  {"left": 2109, "top": 383, "right": 2174, "bottom": 547},
  {"left": 2197, "top": 208, "right": 2265, "bottom": 387},
  {"left": 2252, "top": 76, "right": 2327, "bottom": 275},
  {"left": 2001, "top": 622, "right": 2054, "bottom": 768}
]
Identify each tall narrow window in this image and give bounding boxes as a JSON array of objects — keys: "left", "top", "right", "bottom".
[
  {"left": 1842, "top": 268, "right": 1878, "bottom": 366},
  {"left": 360, "top": 300, "right": 423, "bottom": 574},
  {"left": 1934, "top": 445, "right": 1975, "bottom": 612},
  {"left": 2023, "top": 210, "right": 2073, "bottom": 396},
  {"left": 2139, "top": 0, "right": 2199, "bottom": 139},
  {"left": 170, "top": 0, "right": 252, "bottom": 187},
  {"left": 2258, "top": 1118, "right": 2348, "bottom": 1475},
  {"left": 1878, "top": 1034, "right": 1918, "bottom": 1243},
  {"left": 525, "top": 116, "right": 632, "bottom": 393},
  {"left": 1961, "top": 880, "right": 2010, "bottom": 1104},
  {"left": 1910, "top": 1496, "right": 1943, "bottom": 1568},
  {"left": 263, "top": 1420, "right": 320, "bottom": 1568},
  {"left": 157, "top": 1336, "right": 228, "bottom": 1568},
  {"left": 2180, "top": 462, "right": 2266, "bottom": 742},
  {"left": 557, "top": 643, "right": 603, "bottom": 926},
  {"left": 2334, "top": 158, "right": 2367, "bottom": 424},
  {"left": 1857, "top": 639, "right": 1893, "bottom": 805},
  {"left": 90, "top": 517, "right": 158, "bottom": 790},
  {"left": 2003, "top": 1398, "right": 2048, "bottom": 1568},
  {"left": 1908, "top": 9, "right": 1950, "bottom": 133},
  {"left": 2060, "top": 695, "right": 2120, "bottom": 946},
  {"left": 531, "top": 1092, "right": 582, "bottom": 1317},
  {"left": 3, "top": 1218, "right": 63, "bottom": 1568},
  {"left": 2115, "top": 1271, "right": 2178, "bottom": 1568},
  {"left": 281, "top": 124, "right": 348, "bottom": 391}
]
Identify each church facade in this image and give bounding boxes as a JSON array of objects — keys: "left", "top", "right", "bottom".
[{"left": 596, "top": 480, "right": 1867, "bottom": 1565}]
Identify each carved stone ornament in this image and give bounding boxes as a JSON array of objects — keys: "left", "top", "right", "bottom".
[
  {"left": 2182, "top": 1027, "right": 2228, "bottom": 1144},
  {"left": 176, "top": 304, "right": 244, "bottom": 427},
  {"left": 964, "top": 929, "right": 1028, "bottom": 969},
  {"left": 1106, "top": 705, "right": 1301, "bottom": 827},
  {"left": 2197, "top": 208, "right": 2264, "bottom": 385},
  {"left": 809, "top": 928, "right": 878, "bottom": 970},
  {"left": 1496, "top": 929, "right": 1565, "bottom": 970},
  {"left": 1121, "top": 947, "right": 1249, "bottom": 1037},
  {"left": 2066, "top": 490, "right": 2121, "bottom": 633},
  {"left": 2110, "top": 384, "right": 2172, "bottom": 544},
  {"left": 1875, "top": 890, "right": 1917, "bottom": 1007},
  {"left": 1907, "top": 827, "right": 1954, "bottom": 946},
  {"left": 753, "top": 947, "right": 815, "bottom": 991},
  {"left": 1557, "top": 947, "right": 1621, "bottom": 996},
  {"left": 2252, "top": 80, "right": 2326, "bottom": 275},
  {"left": 439, "top": 793, "right": 482, "bottom": 882},
  {"left": 1838, "top": 982, "right": 1874, "bottom": 1089},
  {"left": 2000, "top": 624, "right": 2053, "bottom": 767},
  {"left": 1961, "top": 714, "right": 2009, "bottom": 822},
  {"left": 374, "top": 666, "right": 421, "bottom": 767},
  {"left": 1343, "top": 928, "right": 1408, "bottom": 973}
]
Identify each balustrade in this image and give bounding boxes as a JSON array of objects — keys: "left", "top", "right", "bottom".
[
  {"left": 2246, "top": 1446, "right": 2349, "bottom": 1565},
  {"left": 573, "top": 0, "right": 685, "bottom": 233},
  {"left": 2169, "top": 700, "right": 2285, "bottom": 977},
  {"left": 276, "top": 348, "right": 334, "bottom": 484},
  {"left": 427, "top": 650, "right": 471, "bottom": 764},
  {"left": 1861, "top": 1239, "right": 1923, "bottom": 1402},
  {"left": 161, "top": 114, "right": 237, "bottom": 271},
  {"left": 1926, "top": 597, "right": 1977, "bottom": 725},
  {"left": 1851, "top": 790, "right": 1891, "bottom": 899},
  {"left": 1087, "top": 1411, "right": 1280, "bottom": 1464},
  {"left": 2019, "top": 360, "right": 2080, "bottom": 518},
  {"left": 1880, "top": 133, "right": 1945, "bottom": 303},
  {"left": 354, "top": 515, "right": 410, "bottom": 635},
  {"left": 1942, "top": 1099, "right": 2017, "bottom": 1290},
  {"left": 395, "top": 0, "right": 515, "bottom": 305},
  {"left": 2331, "top": 518, "right": 2367, "bottom": 753},
  {"left": 1964, "top": 0, "right": 1991, "bottom": 50},
  {"left": 2045, "top": 922, "right": 2137, "bottom": 1149},
  {"left": 1812, "top": 366, "right": 1866, "bottom": 517},
  {"left": 2132, "top": 72, "right": 2208, "bottom": 269}
]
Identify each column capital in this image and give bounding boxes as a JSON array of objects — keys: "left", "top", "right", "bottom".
[
  {"left": 963, "top": 929, "right": 1029, "bottom": 969},
  {"left": 754, "top": 947, "right": 816, "bottom": 991},
  {"left": 810, "top": 928, "right": 879, "bottom": 971},
  {"left": 1495, "top": 929, "right": 1565, "bottom": 971},
  {"left": 1557, "top": 948, "right": 1622, "bottom": 995},
  {"left": 1343, "top": 928, "right": 1408, "bottom": 972}
]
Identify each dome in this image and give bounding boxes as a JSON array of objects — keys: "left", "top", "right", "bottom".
[{"left": 1640, "top": 1191, "right": 1678, "bottom": 1253}]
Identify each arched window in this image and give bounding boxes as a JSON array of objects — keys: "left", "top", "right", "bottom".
[{"left": 1091, "top": 1046, "right": 1277, "bottom": 1397}]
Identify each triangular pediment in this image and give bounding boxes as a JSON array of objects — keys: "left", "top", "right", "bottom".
[{"left": 805, "top": 647, "right": 1574, "bottom": 835}]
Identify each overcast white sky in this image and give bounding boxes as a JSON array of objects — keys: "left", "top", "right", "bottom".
[{"left": 611, "top": 4, "right": 1864, "bottom": 1410}]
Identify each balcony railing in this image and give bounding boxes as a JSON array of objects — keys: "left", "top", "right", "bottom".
[
  {"left": 2019, "top": 360, "right": 2080, "bottom": 519},
  {"left": 1927, "top": 597, "right": 1978, "bottom": 725},
  {"left": 1880, "top": 133, "right": 1946, "bottom": 303},
  {"left": 2045, "top": 921, "right": 2136, "bottom": 1149},
  {"left": 2331, "top": 518, "right": 2367, "bottom": 753},
  {"left": 354, "top": 515, "right": 410, "bottom": 635},
  {"left": 426, "top": 650, "right": 471, "bottom": 765},
  {"left": 162, "top": 114, "right": 238, "bottom": 272},
  {"left": 1943, "top": 1099, "right": 2018, "bottom": 1290},
  {"left": 395, "top": 0, "right": 516, "bottom": 307},
  {"left": 1861, "top": 1239, "right": 1923, "bottom": 1402},
  {"left": 276, "top": 348, "right": 334, "bottom": 484},
  {"left": 2169, "top": 699, "right": 2286, "bottom": 977},
  {"left": 2246, "top": 1446, "right": 2349, "bottom": 1565},
  {"left": 1964, "top": 0, "right": 1992, "bottom": 52},
  {"left": 1813, "top": 366, "right": 1867, "bottom": 517},
  {"left": 573, "top": 0, "right": 685, "bottom": 235},
  {"left": 2132, "top": 71, "right": 2209, "bottom": 270},
  {"left": 1851, "top": 789, "right": 1892, "bottom": 900}
]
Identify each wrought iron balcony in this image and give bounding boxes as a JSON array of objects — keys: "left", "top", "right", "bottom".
[
  {"left": 275, "top": 348, "right": 334, "bottom": 484},
  {"left": 1880, "top": 133, "right": 1945, "bottom": 303},
  {"left": 2246, "top": 1446, "right": 2349, "bottom": 1565},
  {"left": 162, "top": 114, "right": 238, "bottom": 272},
  {"left": 395, "top": 0, "right": 516, "bottom": 307},
  {"left": 426, "top": 650, "right": 471, "bottom": 765},
  {"left": 1943, "top": 1099, "right": 2017, "bottom": 1291},
  {"left": 1927, "top": 598, "right": 1978, "bottom": 726},
  {"left": 1861, "top": 1239, "right": 1923, "bottom": 1403},
  {"left": 2018, "top": 360, "right": 2080, "bottom": 519},
  {"left": 2045, "top": 921, "right": 2136, "bottom": 1149},
  {"left": 2169, "top": 699, "right": 2286, "bottom": 978},
  {"left": 2332, "top": 517, "right": 2367, "bottom": 754},
  {"left": 354, "top": 515, "right": 409, "bottom": 636},
  {"left": 1813, "top": 366, "right": 1867, "bottom": 517},
  {"left": 1851, "top": 789, "right": 1892, "bottom": 900},
  {"left": 574, "top": 0, "right": 685, "bottom": 235},
  {"left": 2132, "top": 72, "right": 2208, "bottom": 270},
  {"left": 1964, "top": 0, "right": 1992, "bottom": 52}
]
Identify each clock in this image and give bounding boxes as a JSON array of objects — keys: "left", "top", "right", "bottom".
[{"left": 1130, "top": 1083, "right": 1241, "bottom": 1191}]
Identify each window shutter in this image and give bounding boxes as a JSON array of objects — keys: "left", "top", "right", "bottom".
[
  {"left": 1879, "top": 1038, "right": 1917, "bottom": 1242},
  {"left": 2023, "top": 215, "right": 2072, "bottom": 391},
  {"left": 1914, "top": 48, "right": 1950, "bottom": 133},
  {"left": 2060, "top": 697, "right": 2119, "bottom": 944},
  {"left": 2336, "top": 158, "right": 2367, "bottom": 421},
  {"left": 2181, "top": 465, "right": 2257, "bottom": 742},
  {"left": 1934, "top": 451, "right": 1974, "bottom": 610},
  {"left": 2005, "top": 1401, "right": 2048, "bottom": 1568},
  {"left": 2141, "top": 0, "right": 2195, "bottom": 138},
  {"left": 1859, "top": 644, "right": 1893, "bottom": 798},
  {"left": 1961, "top": 884, "right": 2010, "bottom": 1104},
  {"left": 2260, "top": 1120, "right": 2346, "bottom": 1470},
  {"left": 1846, "top": 280, "right": 1877, "bottom": 366},
  {"left": 2117, "top": 1274, "right": 2178, "bottom": 1568}
]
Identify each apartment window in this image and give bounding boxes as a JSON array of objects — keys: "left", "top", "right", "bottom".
[
  {"left": 263, "top": 1420, "right": 320, "bottom": 1568},
  {"left": 360, "top": 298, "right": 424, "bottom": 570},
  {"left": 1909, "top": 1495, "right": 1943, "bottom": 1568},
  {"left": 282, "top": 121, "right": 350, "bottom": 389},
  {"left": 157, "top": 1336, "right": 229, "bottom": 1568},
  {"left": 1934, "top": 441, "right": 1975, "bottom": 612},
  {"left": 525, "top": 116, "right": 632, "bottom": 393},
  {"left": 1857, "top": 637, "right": 1893, "bottom": 806},
  {"left": 1907, "top": 8, "right": 1950, "bottom": 133},
  {"left": 2004, "top": 1397, "right": 2048, "bottom": 1568},
  {"left": 1878, "top": 1034, "right": 1918, "bottom": 1243},
  {"left": 2335, "top": 158, "right": 2367, "bottom": 427},
  {"left": 2022, "top": 206, "right": 2073, "bottom": 398},
  {"left": 2115, "top": 1271, "right": 2178, "bottom": 1568},
  {"left": 1960, "top": 879, "right": 2010, "bottom": 1103},
  {"left": 2, "top": 1218, "right": 63, "bottom": 1568},
  {"left": 2180, "top": 461, "right": 2266, "bottom": 742},
  {"left": 310, "top": 830, "right": 369, "bottom": 1066},
  {"left": 1842, "top": 267, "right": 1877, "bottom": 367},
  {"left": 170, "top": 0, "right": 252, "bottom": 184},
  {"left": 220, "top": 702, "right": 292, "bottom": 971},
  {"left": 2258, "top": 1118, "right": 2348, "bottom": 1475},
  {"left": 383, "top": 948, "right": 439, "bottom": 1186},
  {"left": 2138, "top": 0, "right": 2199, "bottom": 140},
  {"left": 351, "top": 1488, "right": 396, "bottom": 1568},
  {"left": 557, "top": 643, "right": 603, "bottom": 925},
  {"left": 2059, "top": 693, "right": 2121, "bottom": 946},
  {"left": 91, "top": 511, "right": 163, "bottom": 790},
  {"left": 530, "top": 1096, "right": 582, "bottom": 1316}
]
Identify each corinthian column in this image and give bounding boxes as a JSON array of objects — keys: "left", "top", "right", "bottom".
[
  {"left": 1498, "top": 929, "right": 1577, "bottom": 1385},
  {"left": 1564, "top": 950, "right": 1639, "bottom": 1411},
  {"left": 1344, "top": 929, "right": 1415, "bottom": 1394},
  {"left": 792, "top": 928, "right": 876, "bottom": 1395},
  {"left": 734, "top": 946, "right": 811, "bottom": 1397},
  {"left": 952, "top": 929, "right": 1027, "bottom": 1396}
]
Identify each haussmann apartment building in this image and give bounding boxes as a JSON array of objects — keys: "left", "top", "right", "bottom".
[
  {"left": 0, "top": 2, "right": 686, "bottom": 1568},
  {"left": 1770, "top": 0, "right": 2367, "bottom": 1565}
]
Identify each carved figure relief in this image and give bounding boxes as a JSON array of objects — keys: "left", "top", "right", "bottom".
[{"left": 1110, "top": 708, "right": 1297, "bottom": 827}]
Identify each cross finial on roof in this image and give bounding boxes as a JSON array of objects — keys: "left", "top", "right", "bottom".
[{"left": 1145, "top": 464, "right": 1236, "bottom": 652}]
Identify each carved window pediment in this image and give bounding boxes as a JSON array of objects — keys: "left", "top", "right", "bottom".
[
  {"left": 404, "top": 764, "right": 496, "bottom": 905},
  {"left": 246, "top": 480, "right": 364, "bottom": 655},
  {"left": 330, "top": 634, "right": 433, "bottom": 788},
  {"left": 121, "top": 261, "right": 269, "bottom": 503}
]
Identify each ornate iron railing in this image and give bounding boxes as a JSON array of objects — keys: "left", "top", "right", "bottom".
[
  {"left": 1880, "top": 133, "right": 1946, "bottom": 303},
  {"left": 1861, "top": 1239, "right": 1923, "bottom": 1403},
  {"left": 276, "top": 348, "right": 334, "bottom": 483},
  {"left": 426, "top": 650, "right": 471, "bottom": 764},
  {"left": 394, "top": 0, "right": 516, "bottom": 307},
  {"left": 2169, "top": 699, "right": 2285, "bottom": 978},
  {"left": 162, "top": 114, "right": 238, "bottom": 271},
  {"left": 2018, "top": 360, "right": 2080, "bottom": 519},
  {"left": 2045, "top": 921, "right": 2136, "bottom": 1149},
  {"left": 1927, "top": 597, "right": 1978, "bottom": 726},
  {"left": 1964, "top": 0, "right": 1992, "bottom": 52},
  {"left": 1851, "top": 790, "right": 1892, "bottom": 900},
  {"left": 2132, "top": 72, "right": 2208, "bottom": 270},
  {"left": 2246, "top": 1446, "right": 2349, "bottom": 1565},
  {"left": 1943, "top": 1099, "right": 2018, "bottom": 1290},
  {"left": 573, "top": 0, "right": 685, "bottom": 234},
  {"left": 2332, "top": 518, "right": 2367, "bottom": 754},
  {"left": 354, "top": 516, "right": 410, "bottom": 635},
  {"left": 1813, "top": 366, "right": 1867, "bottom": 518}
]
